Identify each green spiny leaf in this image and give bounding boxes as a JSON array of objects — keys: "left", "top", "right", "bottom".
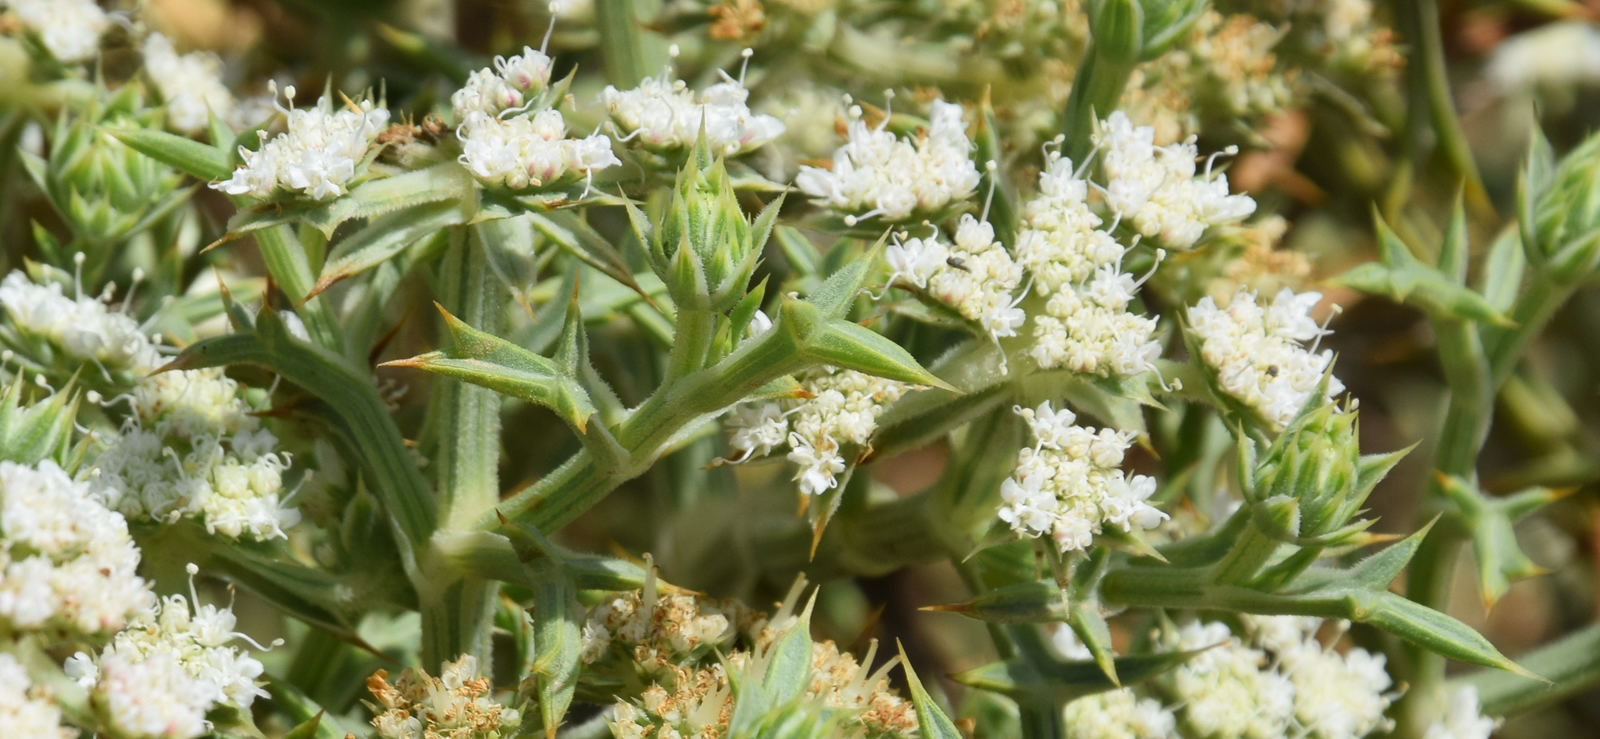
[
  {"left": 529, "top": 211, "right": 650, "bottom": 304},
  {"left": 103, "top": 126, "right": 234, "bottom": 181},
  {"left": 1479, "top": 226, "right": 1526, "bottom": 315},
  {"left": 1359, "top": 590, "right": 1541, "bottom": 679},
  {"left": 311, "top": 198, "right": 474, "bottom": 298},
  {"left": 386, "top": 306, "right": 596, "bottom": 433},
  {"left": 898, "top": 642, "right": 963, "bottom": 739},
  {"left": 1346, "top": 518, "right": 1435, "bottom": 591},
  {"left": 805, "top": 240, "right": 881, "bottom": 319},
  {"left": 0, "top": 375, "right": 79, "bottom": 466},
  {"left": 924, "top": 580, "right": 1071, "bottom": 624},
  {"left": 801, "top": 314, "right": 953, "bottom": 390},
  {"left": 501, "top": 517, "right": 581, "bottom": 738},
  {"left": 763, "top": 592, "right": 817, "bottom": 704}
]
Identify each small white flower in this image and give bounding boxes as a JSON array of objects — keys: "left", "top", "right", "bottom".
[
  {"left": 142, "top": 33, "right": 235, "bottom": 136},
  {"left": 725, "top": 367, "right": 909, "bottom": 496},
  {"left": 726, "top": 403, "right": 787, "bottom": 460},
  {"left": 997, "top": 402, "right": 1165, "bottom": 553},
  {"left": 212, "top": 89, "right": 390, "bottom": 200},
  {"left": 1092, "top": 111, "right": 1256, "bottom": 250},
  {"left": 92, "top": 368, "right": 301, "bottom": 541},
  {"left": 93, "top": 651, "right": 211, "bottom": 739},
  {"left": 0, "top": 460, "right": 153, "bottom": 636},
  {"left": 787, "top": 434, "right": 846, "bottom": 496},
  {"left": 1424, "top": 686, "right": 1498, "bottom": 739},
  {"left": 0, "top": 270, "right": 163, "bottom": 373},
  {"left": 746, "top": 309, "right": 773, "bottom": 337},
  {"left": 797, "top": 100, "right": 979, "bottom": 223},
  {"left": 9, "top": 0, "right": 108, "bottom": 63},
  {"left": 1485, "top": 21, "right": 1600, "bottom": 94},
  {"left": 279, "top": 311, "right": 311, "bottom": 342},
  {"left": 456, "top": 110, "right": 618, "bottom": 190},
  {"left": 891, "top": 214, "right": 1024, "bottom": 351},
  {"left": 0, "top": 653, "right": 75, "bottom": 739},
  {"left": 602, "top": 72, "right": 785, "bottom": 155},
  {"left": 1063, "top": 686, "right": 1177, "bottom": 739},
  {"left": 76, "top": 573, "right": 272, "bottom": 739},
  {"left": 450, "top": 47, "right": 555, "bottom": 119},
  {"left": 1188, "top": 287, "right": 1343, "bottom": 428}
]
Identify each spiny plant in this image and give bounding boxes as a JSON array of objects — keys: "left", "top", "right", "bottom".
[{"left": 0, "top": 1, "right": 1596, "bottom": 739}]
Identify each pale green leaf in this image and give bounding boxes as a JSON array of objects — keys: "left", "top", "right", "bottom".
[
  {"left": 104, "top": 126, "right": 234, "bottom": 181},
  {"left": 386, "top": 306, "right": 596, "bottom": 433},
  {"left": 898, "top": 642, "right": 963, "bottom": 739}
]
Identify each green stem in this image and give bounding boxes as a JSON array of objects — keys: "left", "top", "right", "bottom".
[
  {"left": 664, "top": 307, "right": 716, "bottom": 382},
  {"left": 1431, "top": 319, "right": 1493, "bottom": 477},
  {"left": 1485, "top": 281, "right": 1576, "bottom": 390},
  {"left": 1208, "top": 520, "right": 1281, "bottom": 586},
  {"left": 250, "top": 223, "right": 344, "bottom": 353},
  {"left": 482, "top": 314, "right": 813, "bottom": 531},
  {"left": 1396, "top": 530, "right": 1464, "bottom": 737},
  {"left": 1060, "top": 43, "right": 1136, "bottom": 162},
  {"left": 1398, "top": 271, "right": 1575, "bottom": 734},
  {"left": 435, "top": 232, "right": 506, "bottom": 530},
  {"left": 1396, "top": 0, "right": 1493, "bottom": 217},
  {"left": 420, "top": 231, "right": 505, "bottom": 671},
  {"left": 594, "top": 0, "right": 666, "bottom": 87}
]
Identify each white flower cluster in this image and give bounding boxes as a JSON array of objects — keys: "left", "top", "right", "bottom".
[
  {"left": 601, "top": 65, "right": 786, "bottom": 156},
  {"left": 0, "top": 270, "right": 163, "bottom": 374},
  {"left": 579, "top": 577, "right": 746, "bottom": 670},
  {"left": 611, "top": 663, "right": 733, "bottom": 739},
  {"left": 1014, "top": 156, "right": 1161, "bottom": 379},
  {"left": 1063, "top": 688, "right": 1177, "bottom": 739},
  {"left": 786, "top": 368, "right": 908, "bottom": 495},
  {"left": 453, "top": 47, "right": 619, "bottom": 190},
  {"left": 609, "top": 579, "right": 917, "bottom": 739},
  {"left": 1188, "top": 286, "right": 1342, "bottom": 428},
  {"left": 796, "top": 100, "right": 981, "bottom": 224},
  {"left": 7, "top": 0, "right": 108, "bottom": 63},
  {"left": 458, "top": 109, "right": 617, "bottom": 190},
  {"left": 0, "top": 654, "right": 75, "bottom": 739},
  {"left": 213, "top": 88, "right": 390, "bottom": 200},
  {"left": 1093, "top": 111, "right": 1256, "bottom": 249},
  {"left": 1163, "top": 616, "right": 1394, "bottom": 739},
  {"left": 725, "top": 368, "right": 909, "bottom": 496},
  {"left": 92, "top": 368, "right": 301, "bottom": 541},
  {"left": 142, "top": 33, "right": 235, "bottom": 137},
  {"left": 1485, "top": 21, "right": 1600, "bottom": 94},
  {"left": 1016, "top": 153, "right": 1126, "bottom": 296},
  {"left": 67, "top": 574, "right": 270, "bottom": 739},
  {"left": 887, "top": 215, "right": 1024, "bottom": 346},
  {"left": 1424, "top": 686, "right": 1498, "bottom": 739},
  {"left": 0, "top": 460, "right": 153, "bottom": 636},
  {"left": 367, "top": 654, "right": 520, "bottom": 739},
  {"left": 450, "top": 46, "right": 556, "bottom": 119},
  {"left": 998, "top": 401, "right": 1164, "bottom": 553}
]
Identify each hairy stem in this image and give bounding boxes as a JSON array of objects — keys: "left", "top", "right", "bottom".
[
  {"left": 420, "top": 231, "right": 505, "bottom": 671},
  {"left": 1397, "top": 0, "right": 1493, "bottom": 217}
]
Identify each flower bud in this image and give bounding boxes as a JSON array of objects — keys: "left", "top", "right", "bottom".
[
  {"left": 1242, "top": 403, "right": 1397, "bottom": 546},
  {"left": 636, "top": 145, "right": 776, "bottom": 312},
  {"left": 27, "top": 85, "right": 181, "bottom": 256},
  {"left": 1088, "top": 0, "right": 1209, "bottom": 64},
  {"left": 1529, "top": 129, "right": 1600, "bottom": 281},
  {"left": 1089, "top": 0, "right": 1144, "bottom": 65}
]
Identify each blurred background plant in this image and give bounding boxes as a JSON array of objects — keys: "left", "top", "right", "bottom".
[{"left": 1, "top": 0, "right": 1600, "bottom": 738}]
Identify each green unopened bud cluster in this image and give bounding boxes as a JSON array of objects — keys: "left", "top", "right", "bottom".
[
  {"left": 1243, "top": 402, "right": 1375, "bottom": 547},
  {"left": 631, "top": 146, "right": 776, "bottom": 313}
]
